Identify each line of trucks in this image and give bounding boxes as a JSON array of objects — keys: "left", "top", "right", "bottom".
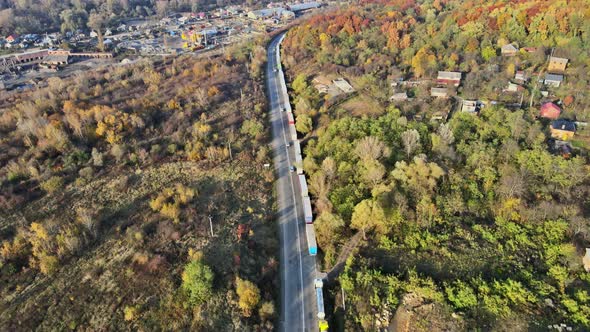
[{"left": 275, "top": 34, "right": 328, "bottom": 332}]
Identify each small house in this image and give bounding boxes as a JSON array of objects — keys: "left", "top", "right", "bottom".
[
  {"left": 461, "top": 100, "right": 478, "bottom": 113},
  {"left": 431, "top": 87, "right": 449, "bottom": 98},
  {"left": 548, "top": 56, "right": 568, "bottom": 73},
  {"left": 504, "top": 82, "right": 524, "bottom": 92},
  {"left": 437, "top": 71, "right": 461, "bottom": 87},
  {"left": 540, "top": 102, "right": 561, "bottom": 120},
  {"left": 332, "top": 78, "right": 354, "bottom": 93},
  {"left": 6, "top": 35, "right": 17, "bottom": 43},
  {"left": 501, "top": 44, "right": 519, "bottom": 56},
  {"left": 514, "top": 71, "right": 527, "bottom": 82},
  {"left": 550, "top": 120, "right": 576, "bottom": 140},
  {"left": 523, "top": 47, "right": 537, "bottom": 53},
  {"left": 544, "top": 73, "right": 564, "bottom": 87},
  {"left": 390, "top": 92, "right": 408, "bottom": 101}
]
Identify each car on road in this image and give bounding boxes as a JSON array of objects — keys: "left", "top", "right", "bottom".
[
  {"left": 274, "top": 68, "right": 278, "bottom": 73},
  {"left": 289, "top": 166, "right": 295, "bottom": 172},
  {"left": 286, "top": 142, "right": 291, "bottom": 147}
]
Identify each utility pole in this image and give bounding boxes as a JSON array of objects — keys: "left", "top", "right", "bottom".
[
  {"left": 208, "top": 215, "right": 214, "bottom": 237},
  {"left": 342, "top": 287, "right": 346, "bottom": 311},
  {"left": 228, "top": 141, "right": 233, "bottom": 160}
]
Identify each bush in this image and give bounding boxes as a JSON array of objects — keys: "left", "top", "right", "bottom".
[
  {"left": 41, "top": 176, "right": 65, "bottom": 194},
  {"left": 38, "top": 253, "right": 59, "bottom": 275},
  {"left": 124, "top": 305, "right": 139, "bottom": 321},
  {"left": 181, "top": 259, "right": 214, "bottom": 306},
  {"left": 236, "top": 277, "right": 261, "bottom": 317}
]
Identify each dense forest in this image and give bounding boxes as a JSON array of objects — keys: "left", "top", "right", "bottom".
[
  {"left": 0, "top": 0, "right": 262, "bottom": 36},
  {"left": 0, "top": 35, "right": 278, "bottom": 329},
  {"left": 282, "top": 0, "right": 590, "bottom": 330}
]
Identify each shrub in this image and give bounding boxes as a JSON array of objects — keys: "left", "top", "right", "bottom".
[
  {"left": 41, "top": 176, "right": 64, "bottom": 194},
  {"left": 78, "top": 167, "right": 94, "bottom": 180},
  {"left": 181, "top": 259, "right": 214, "bottom": 306},
  {"left": 150, "top": 184, "right": 196, "bottom": 222},
  {"left": 124, "top": 305, "right": 139, "bottom": 321},
  {"left": 38, "top": 253, "right": 59, "bottom": 275},
  {"left": 259, "top": 301, "right": 275, "bottom": 321},
  {"left": 236, "top": 277, "right": 261, "bottom": 317}
]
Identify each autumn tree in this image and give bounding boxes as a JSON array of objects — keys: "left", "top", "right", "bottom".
[
  {"left": 351, "top": 199, "right": 390, "bottom": 239},
  {"left": 236, "top": 277, "right": 261, "bottom": 317}
]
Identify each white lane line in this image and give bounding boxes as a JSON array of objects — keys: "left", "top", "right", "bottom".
[{"left": 271, "top": 40, "right": 307, "bottom": 330}]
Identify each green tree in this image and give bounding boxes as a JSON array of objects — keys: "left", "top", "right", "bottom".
[
  {"left": 292, "top": 73, "right": 308, "bottom": 95},
  {"left": 181, "top": 259, "right": 214, "bottom": 306},
  {"left": 481, "top": 46, "right": 497, "bottom": 61},
  {"left": 295, "top": 114, "right": 313, "bottom": 134},
  {"left": 445, "top": 280, "right": 478, "bottom": 310},
  {"left": 351, "top": 199, "right": 390, "bottom": 239}
]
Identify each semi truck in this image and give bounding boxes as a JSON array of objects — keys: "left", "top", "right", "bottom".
[
  {"left": 289, "top": 124, "right": 297, "bottom": 141},
  {"left": 305, "top": 224, "right": 317, "bottom": 255},
  {"left": 298, "top": 174, "right": 308, "bottom": 197},
  {"left": 303, "top": 196, "right": 313, "bottom": 223},
  {"left": 315, "top": 278, "right": 329, "bottom": 331},
  {"left": 294, "top": 141, "right": 303, "bottom": 174}
]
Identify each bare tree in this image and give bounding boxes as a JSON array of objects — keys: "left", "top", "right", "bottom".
[
  {"left": 401, "top": 129, "right": 421, "bottom": 159},
  {"left": 87, "top": 12, "right": 106, "bottom": 51},
  {"left": 354, "top": 136, "right": 390, "bottom": 161}
]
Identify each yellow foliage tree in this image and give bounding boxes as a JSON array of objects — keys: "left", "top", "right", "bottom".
[{"left": 236, "top": 277, "right": 261, "bottom": 317}]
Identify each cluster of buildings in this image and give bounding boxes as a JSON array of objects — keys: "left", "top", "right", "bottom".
[
  {"left": 247, "top": 2, "right": 323, "bottom": 20},
  {"left": 385, "top": 42, "right": 583, "bottom": 157}
]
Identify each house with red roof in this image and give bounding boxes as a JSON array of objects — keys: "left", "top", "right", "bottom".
[{"left": 540, "top": 102, "right": 561, "bottom": 120}]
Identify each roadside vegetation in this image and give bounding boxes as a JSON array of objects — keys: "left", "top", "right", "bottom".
[
  {"left": 0, "top": 35, "right": 278, "bottom": 330},
  {"left": 282, "top": 0, "right": 590, "bottom": 330}
]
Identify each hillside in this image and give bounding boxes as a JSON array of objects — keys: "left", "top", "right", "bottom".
[
  {"left": 282, "top": 0, "right": 590, "bottom": 330},
  {"left": 0, "top": 39, "right": 278, "bottom": 330}
]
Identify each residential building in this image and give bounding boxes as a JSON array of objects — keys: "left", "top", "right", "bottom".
[
  {"left": 514, "top": 71, "right": 527, "bottom": 82},
  {"left": 288, "top": 2, "right": 322, "bottom": 13},
  {"left": 332, "top": 78, "right": 354, "bottom": 93},
  {"left": 501, "top": 43, "right": 519, "bottom": 56},
  {"left": 550, "top": 120, "right": 575, "bottom": 140},
  {"left": 544, "top": 73, "right": 564, "bottom": 87},
  {"left": 504, "top": 82, "right": 524, "bottom": 92},
  {"left": 523, "top": 47, "right": 537, "bottom": 53},
  {"left": 431, "top": 87, "right": 448, "bottom": 98},
  {"left": 437, "top": 71, "right": 462, "bottom": 86},
  {"left": 390, "top": 92, "right": 408, "bottom": 101},
  {"left": 548, "top": 56, "right": 568, "bottom": 73},
  {"left": 461, "top": 100, "right": 477, "bottom": 113},
  {"left": 539, "top": 102, "right": 561, "bottom": 120}
]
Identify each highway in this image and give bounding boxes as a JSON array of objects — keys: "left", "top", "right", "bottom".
[{"left": 266, "top": 33, "right": 319, "bottom": 332}]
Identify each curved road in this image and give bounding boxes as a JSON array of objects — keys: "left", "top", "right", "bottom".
[{"left": 266, "top": 33, "right": 318, "bottom": 332}]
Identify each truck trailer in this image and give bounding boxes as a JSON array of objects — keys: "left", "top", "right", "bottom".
[
  {"left": 305, "top": 224, "right": 317, "bottom": 255},
  {"left": 303, "top": 196, "right": 313, "bottom": 223},
  {"left": 298, "top": 174, "right": 309, "bottom": 197}
]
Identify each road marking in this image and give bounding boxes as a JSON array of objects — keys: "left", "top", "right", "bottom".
[{"left": 270, "top": 38, "right": 307, "bottom": 330}]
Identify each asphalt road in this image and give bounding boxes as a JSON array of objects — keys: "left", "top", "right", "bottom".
[{"left": 266, "top": 33, "right": 318, "bottom": 332}]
